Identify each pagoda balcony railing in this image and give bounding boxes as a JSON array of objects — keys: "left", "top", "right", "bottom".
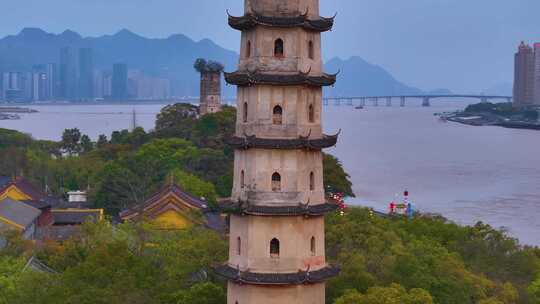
[
  {"left": 228, "top": 11, "right": 335, "bottom": 32},
  {"left": 215, "top": 264, "right": 340, "bottom": 286}
]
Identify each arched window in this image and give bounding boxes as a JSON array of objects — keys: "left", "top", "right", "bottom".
[
  {"left": 237, "top": 237, "right": 242, "bottom": 255},
  {"left": 308, "top": 104, "right": 315, "bottom": 123},
  {"left": 310, "top": 236, "right": 316, "bottom": 256},
  {"left": 273, "top": 105, "right": 283, "bottom": 125},
  {"left": 272, "top": 172, "right": 281, "bottom": 192},
  {"left": 243, "top": 102, "right": 248, "bottom": 123},
  {"left": 270, "top": 238, "right": 280, "bottom": 258},
  {"left": 309, "top": 172, "right": 315, "bottom": 191},
  {"left": 308, "top": 40, "right": 314, "bottom": 59},
  {"left": 274, "top": 38, "right": 284, "bottom": 57},
  {"left": 240, "top": 170, "right": 245, "bottom": 189},
  {"left": 246, "top": 40, "right": 251, "bottom": 58}
]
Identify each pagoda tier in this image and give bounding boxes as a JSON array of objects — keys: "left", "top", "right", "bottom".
[
  {"left": 215, "top": 264, "right": 340, "bottom": 285},
  {"left": 228, "top": 12, "right": 334, "bottom": 32},
  {"left": 221, "top": 201, "right": 339, "bottom": 216},
  {"left": 227, "top": 133, "right": 338, "bottom": 150},
  {"left": 225, "top": 71, "right": 337, "bottom": 87}
]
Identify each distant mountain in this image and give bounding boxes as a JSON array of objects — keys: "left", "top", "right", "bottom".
[
  {"left": 0, "top": 28, "right": 425, "bottom": 98},
  {"left": 324, "top": 56, "right": 423, "bottom": 97},
  {"left": 0, "top": 28, "right": 239, "bottom": 97}
]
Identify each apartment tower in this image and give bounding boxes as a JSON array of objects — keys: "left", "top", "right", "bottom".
[
  {"left": 216, "top": 0, "right": 340, "bottom": 303},
  {"left": 513, "top": 41, "right": 535, "bottom": 106}
]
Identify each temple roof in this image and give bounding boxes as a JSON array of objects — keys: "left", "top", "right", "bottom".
[
  {"left": 220, "top": 200, "right": 339, "bottom": 216},
  {"left": 0, "top": 176, "right": 48, "bottom": 201},
  {"left": 119, "top": 184, "right": 227, "bottom": 232},
  {"left": 215, "top": 264, "right": 340, "bottom": 285},
  {"left": 0, "top": 198, "right": 41, "bottom": 230},
  {"left": 51, "top": 209, "right": 103, "bottom": 225},
  {"left": 228, "top": 133, "right": 339, "bottom": 150},
  {"left": 225, "top": 71, "right": 337, "bottom": 87},
  {"left": 120, "top": 184, "right": 210, "bottom": 219},
  {"left": 228, "top": 12, "right": 334, "bottom": 32}
]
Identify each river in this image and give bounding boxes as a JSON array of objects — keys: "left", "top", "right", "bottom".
[{"left": 1, "top": 100, "right": 539, "bottom": 245}]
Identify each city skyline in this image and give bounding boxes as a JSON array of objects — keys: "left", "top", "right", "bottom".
[{"left": 1, "top": 0, "right": 539, "bottom": 93}]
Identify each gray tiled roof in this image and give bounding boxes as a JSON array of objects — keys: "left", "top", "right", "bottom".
[
  {"left": 0, "top": 198, "right": 41, "bottom": 229},
  {"left": 52, "top": 210, "right": 101, "bottom": 225}
]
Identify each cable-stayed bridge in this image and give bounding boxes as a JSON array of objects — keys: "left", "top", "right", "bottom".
[{"left": 322, "top": 95, "right": 512, "bottom": 107}]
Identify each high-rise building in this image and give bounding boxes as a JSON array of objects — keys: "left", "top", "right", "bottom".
[
  {"left": 31, "top": 64, "right": 50, "bottom": 101},
  {"left": 216, "top": 0, "right": 339, "bottom": 303},
  {"left": 46, "top": 63, "right": 57, "bottom": 100},
  {"left": 59, "top": 47, "right": 78, "bottom": 100},
  {"left": 78, "top": 48, "right": 94, "bottom": 100},
  {"left": 112, "top": 63, "right": 128, "bottom": 100}
]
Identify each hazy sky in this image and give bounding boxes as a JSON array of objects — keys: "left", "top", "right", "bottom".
[{"left": 2, "top": 0, "right": 540, "bottom": 93}]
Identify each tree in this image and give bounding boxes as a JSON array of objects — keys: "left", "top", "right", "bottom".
[
  {"left": 61, "top": 128, "right": 82, "bottom": 155},
  {"left": 174, "top": 283, "right": 226, "bottom": 304},
  {"left": 528, "top": 277, "right": 540, "bottom": 304},
  {"left": 96, "top": 134, "right": 108, "bottom": 148},
  {"left": 334, "top": 284, "right": 433, "bottom": 304},
  {"left": 80, "top": 135, "right": 93, "bottom": 153},
  {"left": 171, "top": 169, "right": 218, "bottom": 205},
  {"left": 324, "top": 153, "right": 355, "bottom": 197}
]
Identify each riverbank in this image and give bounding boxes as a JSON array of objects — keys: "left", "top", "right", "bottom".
[
  {"left": 0, "top": 106, "right": 38, "bottom": 113},
  {"left": 442, "top": 102, "right": 540, "bottom": 130},
  {"left": 444, "top": 113, "right": 540, "bottom": 130}
]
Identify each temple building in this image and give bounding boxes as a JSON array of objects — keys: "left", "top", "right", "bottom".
[
  {"left": 120, "top": 184, "right": 225, "bottom": 232},
  {"left": 0, "top": 176, "right": 104, "bottom": 241},
  {"left": 216, "top": 1, "right": 340, "bottom": 303}
]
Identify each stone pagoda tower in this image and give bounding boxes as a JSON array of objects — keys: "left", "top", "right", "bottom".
[
  {"left": 216, "top": 0, "right": 339, "bottom": 303},
  {"left": 194, "top": 58, "right": 224, "bottom": 115}
]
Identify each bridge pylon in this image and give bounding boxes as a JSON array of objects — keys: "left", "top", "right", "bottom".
[
  {"left": 400, "top": 96, "right": 406, "bottom": 107},
  {"left": 386, "top": 97, "right": 392, "bottom": 107},
  {"left": 360, "top": 98, "right": 366, "bottom": 107},
  {"left": 374, "top": 98, "right": 379, "bottom": 107},
  {"left": 422, "top": 97, "right": 431, "bottom": 107}
]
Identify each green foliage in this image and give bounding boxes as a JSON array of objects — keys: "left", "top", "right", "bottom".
[
  {"left": 326, "top": 208, "right": 538, "bottom": 304},
  {"left": 464, "top": 102, "right": 539, "bottom": 121},
  {"left": 80, "top": 134, "right": 93, "bottom": 153},
  {"left": 61, "top": 128, "right": 82, "bottom": 155},
  {"left": 334, "top": 284, "right": 433, "bottom": 304},
  {"left": 174, "top": 282, "right": 226, "bottom": 304},
  {"left": 324, "top": 153, "right": 355, "bottom": 197},
  {"left": 171, "top": 169, "right": 217, "bottom": 204},
  {"left": 528, "top": 277, "right": 540, "bottom": 303},
  {"left": 4, "top": 221, "right": 228, "bottom": 304}
]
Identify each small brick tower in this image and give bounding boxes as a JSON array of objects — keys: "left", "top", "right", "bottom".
[
  {"left": 216, "top": 0, "right": 340, "bottom": 303},
  {"left": 194, "top": 58, "right": 224, "bottom": 115}
]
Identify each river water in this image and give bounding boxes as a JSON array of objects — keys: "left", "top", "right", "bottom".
[{"left": 1, "top": 101, "right": 539, "bottom": 245}]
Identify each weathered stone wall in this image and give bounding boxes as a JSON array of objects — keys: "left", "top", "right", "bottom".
[
  {"left": 232, "top": 149, "right": 325, "bottom": 204},
  {"left": 229, "top": 215, "right": 326, "bottom": 272},
  {"left": 200, "top": 71, "right": 222, "bottom": 115},
  {"left": 240, "top": 27, "right": 323, "bottom": 74},
  {"left": 228, "top": 282, "right": 325, "bottom": 304},
  {"left": 245, "top": 0, "right": 320, "bottom": 18},
  {"left": 236, "top": 85, "right": 323, "bottom": 138}
]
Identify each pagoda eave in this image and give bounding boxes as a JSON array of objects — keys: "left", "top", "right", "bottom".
[
  {"left": 220, "top": 201, "right": 339, "bottom": 216},
  {"left": 215, "top": 264, "right": 340, "bottom": 285},
  {"left": 225, "top": 71, "right": 337, "bottom": 87},
  {"left": 227, "top": 134, "right": 338, "bottom": 150},
  {"left": 228, "top": 13, "right": 334, "bottom": 32}
]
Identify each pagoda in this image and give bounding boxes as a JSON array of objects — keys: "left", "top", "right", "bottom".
[{"left": 216, "top": 0, "right": 340, "bottom": 303}]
